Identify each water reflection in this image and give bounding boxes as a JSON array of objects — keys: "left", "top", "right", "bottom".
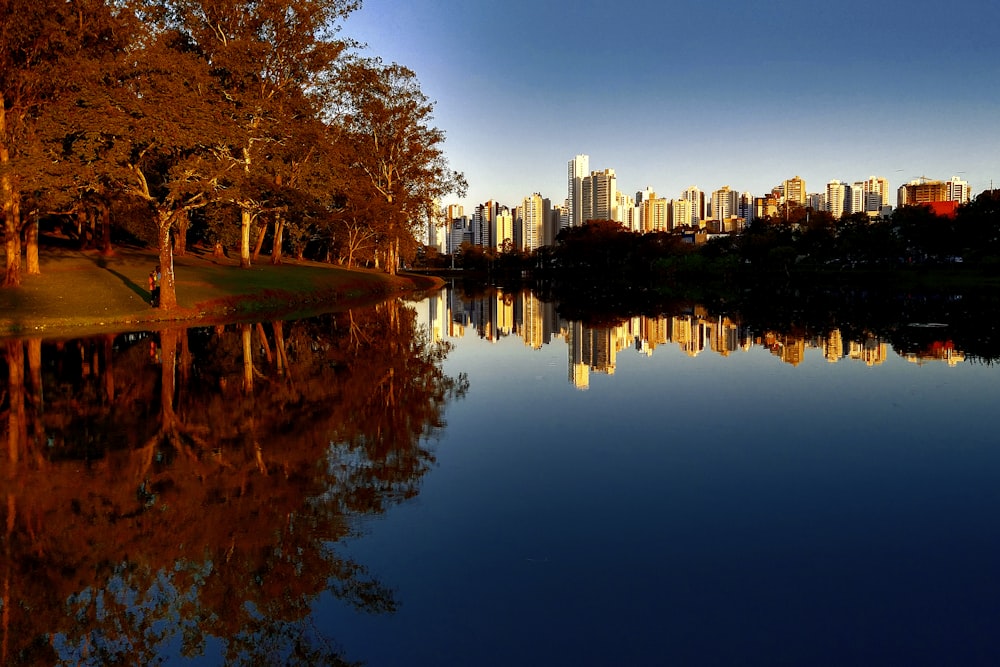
[
  {"left": 438, "top": 286, "right": 987, "bottom": 390},
  {"left": 2, "top": 286, "right": 997, "bottom": 664},
  {"left": 0, "top": 299, "right": 467, "bottom": 665}
]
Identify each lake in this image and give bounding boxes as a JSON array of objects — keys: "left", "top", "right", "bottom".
[{"left": 1, "top": 286, "right": 999, "bottom": 666}]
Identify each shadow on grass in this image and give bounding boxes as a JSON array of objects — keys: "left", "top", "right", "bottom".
[{"left": 98, "top": 258, "right": 153, "bottom": 304}]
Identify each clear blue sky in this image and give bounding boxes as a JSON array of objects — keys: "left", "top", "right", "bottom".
[{"left": 342, "top": 0, "right": 1000, "bottom": 210}]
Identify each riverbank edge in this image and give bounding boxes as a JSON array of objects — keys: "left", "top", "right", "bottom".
[{"left": 0, "top": 248, "right": 445, "bottom": 339}]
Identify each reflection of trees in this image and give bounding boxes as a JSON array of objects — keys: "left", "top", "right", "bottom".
[{"left": 0, "top": 298, "right": 465, "bottom": 664}]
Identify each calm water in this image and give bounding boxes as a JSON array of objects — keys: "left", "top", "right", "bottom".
[{"left": 2, "top": 287, "right": 999, "bottom": 665}]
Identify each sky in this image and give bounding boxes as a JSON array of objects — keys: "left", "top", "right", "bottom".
[{"left": 340, "top": 0, "right": 1000, "bottom": 210}]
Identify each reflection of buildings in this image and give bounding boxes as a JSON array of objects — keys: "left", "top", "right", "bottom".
[
  {"left": 436, "top": 289, "right": 966, "bottom": 381},
  {"left": 520, "top": 292, "right": 548, "bottom": 350},
  {"left": 825, "top": 329, "right": 844, "bottom": 362},
  {"left": 903, "top": 340, "right": 965, "bottom": 366},
  {"left": 849, "top": 338, "right": 888, "bottom": 366}
]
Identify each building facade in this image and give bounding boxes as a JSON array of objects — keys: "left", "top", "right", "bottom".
[{"left": 567, "top": 155, "right": 589, "bottom": 228}]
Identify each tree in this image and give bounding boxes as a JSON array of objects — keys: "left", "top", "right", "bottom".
[
  {"left": 330, "top": 57, "right": 466, "bottom": 275},
  {"left": 1, "top": 0, "right": 122, "bottom": 285},
  {"left": 167, "top": 0, "right": 358, "bottom": 268},
  {"left": 957, "top": 189, "right": 1000, "bottom": 262},
  {"left": 44, "top": 24, "right": 233, "bottom": 310}
]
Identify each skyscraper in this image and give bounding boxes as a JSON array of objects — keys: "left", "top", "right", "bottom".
[
  {"left": 782, "top": 176, "right": 807, "bottom": 206},
  {"left": 670, "top": 198, "right": 693, "bottom": 229},
  {"left": 862, "top": 176, "right": 890, "bottom": 211},
  {"left": 567, "top": 155, "right": 589, "bottom": 228},
  {"left": 589, "top": 168, "right": 617, "bottom": 222},
  {"left": 826, "top": 180, "right": 847, "bottom": 219},
  {"left": 682, "top": 186, "right": 704, "bottom": 226},
  {"left": 519, "top": 193, "right": 549, "bottom": 252},
  {"left": 947, "top": 176, "right": 971, "bottom": 203},
  {"left": 642, "top": 197, "right": 669, "bottom": 232},
  {"left": 710, "top": 186, "right": 739, "bottom": 222}
]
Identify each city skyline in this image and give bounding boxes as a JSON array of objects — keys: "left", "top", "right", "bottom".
[{"left": 343, "top": 0, "right": 1000, "bottom": 209}]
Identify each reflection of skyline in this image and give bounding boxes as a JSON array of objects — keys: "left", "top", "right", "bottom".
[{"left": 421, "top": 288, "right": 967, "bottom": 387}]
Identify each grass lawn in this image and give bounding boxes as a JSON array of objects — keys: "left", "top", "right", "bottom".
[{"left": 0, "top": 243, "right": 442, "bottom": 338}]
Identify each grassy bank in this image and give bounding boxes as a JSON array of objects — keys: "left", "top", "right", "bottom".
[{"left": 0, "top": 245, "right": 443, "bottom": 338}]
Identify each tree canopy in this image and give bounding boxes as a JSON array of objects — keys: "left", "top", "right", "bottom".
[{"left": 1, "top": 0, "right": 465, "bottom": 304}]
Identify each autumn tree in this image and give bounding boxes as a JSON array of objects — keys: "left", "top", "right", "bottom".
[
  {"left": 164, "top": 0, "right": 358, "bottom": 268},
  {"left": 0, "top": 0, "right": 124, "bottom": 285},
  {"left": 330, "top": 57, "right": 467, "bottom": 275}
]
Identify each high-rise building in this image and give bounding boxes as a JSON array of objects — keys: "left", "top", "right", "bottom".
[
  {"left": 826, "top": 180, "right": 847, "bottom": 219},
  {"left": 898, "top": 177, "right": 949, "bottom": 207},
  {"left": 495, "top": 206, "right": 514, "bottom": 251},
  {"left": 848, "top": 182, "right": 866, "bottom": 215},
  {"left": 808, "top": 192, "right": 825, "bottom": 212},
  {"left": 586, "top": 168, "right": 617, "bottom": 222},
  {"left": 642, "top": 197, "right": 669, "bottom": 232},
  {"left": 682, "top": 186, "right": 704, "bottom": 225},
  {"left": 472, "top": 201, "right": 498, "bottom": 248},
  {"left": 636, "top": 186, "right": 656, "bottom": 205},
  {"left": 753, "top": 192, "right": 780, "bottom": 219},
  {"left": 947, "top": 176, "right": 971, "bottom": 203},
  {"left": 782, "top": 176, "right": 807, "bottom": 206},
  {"left": 518, "top": 193, "right": 550, "bottom": 252},
  {"left": 739, "top": 192, "right": 753, "bottom": 223},
  {"left": 862, "top": 176, "right": 890, "bottom": 211},
  {"left": 710, "top": 186, "right": 739, "bottom": 222},
  {"left": 567, "top": 155, "right": 589, "bottom": 228},
  {"left": 613, "top": 191, "right": 633, "bottom": 227},
  {"left": 670, "top": 198, "right": 693, "bottom": 229}
]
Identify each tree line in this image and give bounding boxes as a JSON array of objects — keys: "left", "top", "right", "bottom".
[{"left": 1, "top": 0, "right": 466, "bottom": 307}]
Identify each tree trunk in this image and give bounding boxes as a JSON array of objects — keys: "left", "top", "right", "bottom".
[
  {"left": 1, "top": 94, "right": 21, "bottom": 287},
  {"left": 272, "top": 321, "right": 288, "bottom": 377},
  {"left": 24, "top": 212, "right": 39, "bottom": 276},
  {"left": 75, "top": 208, "right": 86, "bottom": 248},
  {"left": 251, "top": 219, "right": 267, "bottom": 262},
  {"left": 2, "top": 191, "right": 21, "bottom": 288},
  {"left": 173, "top": 209, "right": 188, "bottom": 257},
  {"left": 99, "top": 335, "right": 115, "bottom": 404},
  {"left": 240, "top": 206, "right": 252, "bottom": 268},
  {"left": 159, "top": 328, "right": 179, "bottom": 430},
  {"left": 386, "top": 239, "right": 399, "bottom": 276},
  {"left": 5, "top": 341, "right": 26, "bottom": 465},
  {"left": 271, "top": 215, "right": 284, "bottom": 265},
  {"left": 156, "top": 212, "right": 177, "bottom": 310},
  {"left": 98, "top": 200, "right": 112, "bottom": 255},
  {"left": 84, "top": 207, "right": 96, "bottom": 249},
  {"left": 241, "top": 323, "right": 254, "bottom": 393}
]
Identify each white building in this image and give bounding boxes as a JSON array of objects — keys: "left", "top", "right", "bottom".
[
  {"left": 567, "top": 155, "right": 589, "bottom": 228},
  {"left": 947, "top": 176, "right": 971, "bottom": 203},
  {"left": 826, "top": 180, "right": 847, "bottom": 219}
]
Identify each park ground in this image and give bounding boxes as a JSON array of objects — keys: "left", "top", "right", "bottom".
[{"left": 0, "top": 244, "right": 443, "bottom": 338}]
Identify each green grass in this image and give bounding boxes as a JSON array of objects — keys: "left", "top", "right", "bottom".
[{"left": 0, "top": 245, "right": 440, "bottom": 338}]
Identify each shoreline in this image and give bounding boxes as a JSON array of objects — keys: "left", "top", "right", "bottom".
[{"left": 0, "top": 245, "right": 444, "bottom": 339}]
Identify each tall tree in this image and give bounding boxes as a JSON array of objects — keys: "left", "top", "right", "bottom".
[
  {"left": 331, "top": 57, "right": 467, "bottom": 275},
  {"left": 45, "top": 23, "right": 232, "bottom": 310},
  {"left": 1, "top": 0, "right": 119, "bottom": 285},
  {"left": 167, "top": 0, "right": 358, "bottom": 268}
]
